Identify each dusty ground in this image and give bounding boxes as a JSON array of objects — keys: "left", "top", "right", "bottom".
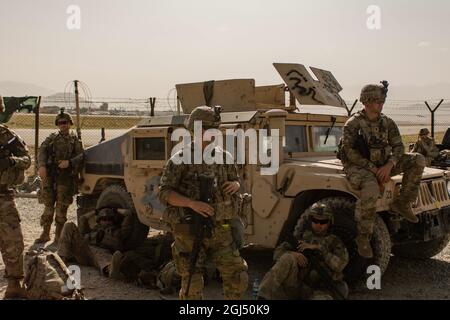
[{"left": 1, "top": 198, "right": 449, "bottom": 300}]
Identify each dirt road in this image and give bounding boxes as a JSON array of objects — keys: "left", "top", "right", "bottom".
[{"left": 1, "top": 198, "right": 449, "bottom": 300}]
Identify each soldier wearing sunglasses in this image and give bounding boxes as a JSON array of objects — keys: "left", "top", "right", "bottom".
[
  {"left": 257, "top": 203, "right": 349, "bottom": 300},
  {"left": 36, "top": 108, "right": 84, "bottom": 244}
]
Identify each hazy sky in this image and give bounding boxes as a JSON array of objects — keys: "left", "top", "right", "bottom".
[{"left": 1, "top": 0, "right": 449, "bottom": 98}]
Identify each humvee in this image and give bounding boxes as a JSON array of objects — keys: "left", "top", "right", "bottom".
[{"left": 77, "top": 63, "right": 450, "bottom": 282}]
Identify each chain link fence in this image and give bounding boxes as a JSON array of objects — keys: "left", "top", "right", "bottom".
[{"left": 6, "top": 96, "right": 449, "bottom": 149}]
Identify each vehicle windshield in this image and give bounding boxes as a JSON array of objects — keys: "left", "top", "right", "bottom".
[{"left": 311, "top": 126, "right": 342, "bottom": 152}]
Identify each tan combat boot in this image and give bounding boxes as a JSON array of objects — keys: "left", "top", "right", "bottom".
[
  {"left": 35, "top": 224, "right": 51, "bottom": 243},
  {"left": 356, "top": 234, "right": 373, "bottom": 258},
  {"left": 4, "top": 279, "right": 27, "bottom": 299},
  {"left": 390, "top": 200, "right": 419, "bottom": 223}
]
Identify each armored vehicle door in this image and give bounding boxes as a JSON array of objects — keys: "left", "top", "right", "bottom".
[{"left": 122, "top": 127, "right": 171, "bottom": 229}]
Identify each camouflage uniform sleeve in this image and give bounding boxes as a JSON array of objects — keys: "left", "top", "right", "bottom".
[
  {"left": 78, "top": 210, "right": 96, "bottom": 234},
  {"left": 11, "top": 131, "right": 31, "bottom": 170},
  {"left": 342, "top": 117, "right": 377, "bottom": 170},
  {"left": 158, "top": 158, "right": 185, "bottom": 205},
  {"left": 226, "top": 163, "right": 239, "bottom": 182},
  {"left": 321, "top": 235, "right": 349, "bottom": 274},
  {"left": 38, "top": 135, "right": 53, "bottom": 167},
  {"left": 387, "top": 117, "right": 404, "bottom": 165},
  {"left": 224, "top": 151, "right": 239, "bottom": 182},
  {"left": 411, "top": 140, "right": 422, "bottom": 153},
  {"left": 119, "top": 214, "right": 134, "bottom": 241},
  {"left": 427, "top": 139, "right": 440, "bottom": 159},
  {"left": 273, "top": 241, "right": 295, "bottom": 261}
]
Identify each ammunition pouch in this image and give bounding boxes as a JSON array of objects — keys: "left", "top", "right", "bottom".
[
  {"left": 369, "top": 144, "right": 391, "bottom": 167},
  {"left": 234, "top": 193, "right": 252, "bottom": 225}
]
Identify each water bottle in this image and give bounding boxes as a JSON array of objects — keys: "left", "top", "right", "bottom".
[{"left": 252, "top": 278, "right": 260, "bottom": 299}]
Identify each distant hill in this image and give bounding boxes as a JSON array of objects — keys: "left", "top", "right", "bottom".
[
  {"left": 0, "top": 81, "right": 55, "bottom": 97},
  {"left": 45, "top": 92, "right": 90, "bottom": 103}
]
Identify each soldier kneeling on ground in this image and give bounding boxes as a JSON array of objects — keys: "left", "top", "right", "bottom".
[{"left": 257, "top": 203, "right": 349, "bottom": 300}]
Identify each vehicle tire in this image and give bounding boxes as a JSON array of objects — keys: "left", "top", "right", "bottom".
[
  {"left": 442, "top": 127, "right": 450, "bottom": 149},
  {"left": 295, "top": 197, "right": 391, "bottom": 284},
  {"left": 96, "top": 184, "right": 149, "bottom": 250},
  {"left": 392, "top": 234, "right": 450, "bottom": 259}
]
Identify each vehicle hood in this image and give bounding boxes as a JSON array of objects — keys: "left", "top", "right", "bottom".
[{"left": 282, "top": 156, "right": 447, "bottom": 180}]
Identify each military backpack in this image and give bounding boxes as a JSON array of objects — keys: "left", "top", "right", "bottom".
[{"left": 24, "top": 248, "right": 86, "bottom": 300}]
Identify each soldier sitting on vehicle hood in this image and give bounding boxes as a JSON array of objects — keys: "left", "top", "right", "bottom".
[
  {"left": 412, "top": 128, "right": 449, "bottom": 166},
  {"left": 257, "top": 203, "right": 349, "bottom": 300}
]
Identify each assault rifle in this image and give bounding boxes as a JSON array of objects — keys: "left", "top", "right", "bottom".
[
  {"left": 185, "top": 174, "right": 215, "bottom": 297},
  {"left": 0, "top": 136, "right": 17, "bottom": 158},
  {"left": 302, "top": 248, "right": 347, "bottom": 300}
]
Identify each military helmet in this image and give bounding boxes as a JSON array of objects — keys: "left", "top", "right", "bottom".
[
  {"left": 309, "top": 203, "right": 334, "bottom": 224},
  {"left": 55, "top": 108, "right": 74, "bottom": 126},
  {"left": 185, "top": 105, "right": 221, "bottom": 131},
  {"left": 360, "top": 80, "right": 389, "bottom": 105},
  {"left": 419, "top": 128, "right": 430, "bottom": 136}
]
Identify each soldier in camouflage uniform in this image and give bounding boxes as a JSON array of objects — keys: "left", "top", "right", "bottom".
[
  {"left": 340, "top": 82, "right": 425, "bottom": 258},
  {"left": 257, "top": 203, "right": 349, "bottom": 300},
  {"left": 107, "top": 232, "right": 180, "bottom": 293},
  {"left": 158, "top": 106, "right": 248, "bottom": 300},
  {"left": 0, "top": 97, "right": 31, "bottom": 298},
  {"left": 36, "top": 109, "right": 84, "bottom": 243},
  {"left": 412, "top": 128, "right": 448, "bottom": 166},
  {"left": 56, "top": 207, "right": 133, "bottom": 267}
]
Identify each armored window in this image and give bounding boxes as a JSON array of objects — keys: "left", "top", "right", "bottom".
[
  {"left": 311, "top": 126, "right": 342, "bottom": 152},
  {"left": 285, "top": 125, "right": 308, "bottom": 153},
  {"left": 135, "top": 137, "right": 166, "bottom": 160}
]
